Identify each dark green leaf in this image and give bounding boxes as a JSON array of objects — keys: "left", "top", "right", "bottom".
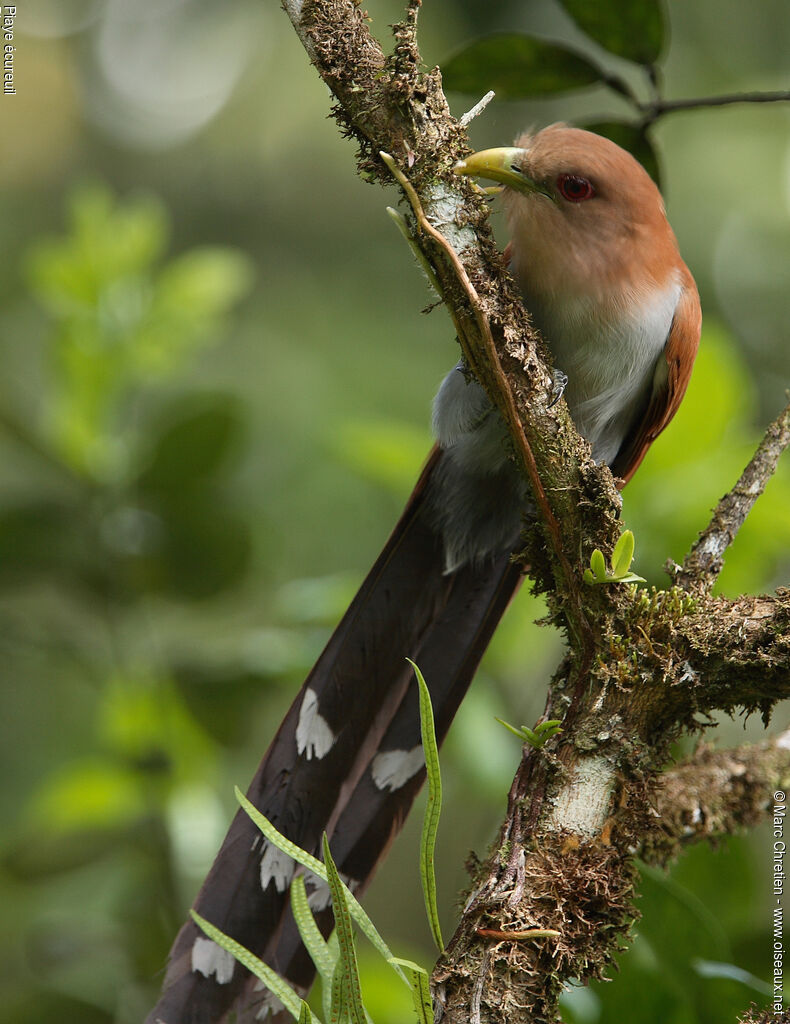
[
  {"left": 443, "top": 34, "right": 604, "bottom": 99},
  {"left": 172, "top": 664, "right": 279, "bottom": 746},
  {"left": 137, "top": 503, "right": 252, "bottom": 600},
  {"left": 0, "top": 501, "right": 80, "bottom": 582},
  {"left": 5, "top": 989, "right": 113, "bottom": 1024},
  {"left": 388, "top": 958, "right": 433, "bottom": 1024},
  {"left": 583, "top": 121, "right": 662, "bottom": 186},
  {"left": 558, "top": 0, "right": 665, "bottom": 65},
  {"left": 330, "top": 959, "right": 348, "bottom": 1023},
  {"left": 136, "top": 394, "right": 245, "bottom": 494}
]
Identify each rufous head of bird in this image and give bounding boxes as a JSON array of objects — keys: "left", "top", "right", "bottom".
[{"left": 454, "top": 123, "right": 683, "bottom": 300}]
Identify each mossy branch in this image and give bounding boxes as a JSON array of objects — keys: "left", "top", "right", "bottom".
[{"left": 641, "top": 731, "right": 790, "bottom": 866}]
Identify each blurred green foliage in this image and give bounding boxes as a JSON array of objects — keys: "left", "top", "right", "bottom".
[
  {"left": 443, "top": 34, "right": 605, "bottom": 99},
  {"left": 0, "top": 187, "right": 260, "bottom": 1022},
  {"left": 559, "top": 0, "right": 665, "bottom": 65},
  {"left": 1, "top": 1, "right": 788, "bottom": 1022},
  {"left": 26, "top": 184, "right": 253, "bottom": 480}
]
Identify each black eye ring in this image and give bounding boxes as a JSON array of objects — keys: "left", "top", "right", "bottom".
[{"left": 557, "top": 174, "right": 595, "bottom": 203}]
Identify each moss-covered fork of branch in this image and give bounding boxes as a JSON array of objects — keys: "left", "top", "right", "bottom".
[
  {"left": 434, "top": 476, "right": 790, "bottom": 1019},
  {"left": 433, "top": 577, "right": 790, "bottom": 1022}
]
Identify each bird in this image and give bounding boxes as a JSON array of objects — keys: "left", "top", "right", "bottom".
[{"left": 147, "top": 124, "right": 701, "bottom": 1023}]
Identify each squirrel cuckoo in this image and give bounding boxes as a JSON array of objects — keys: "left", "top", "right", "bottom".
[{"left": 148, "top": 124, "right": 700, "bottom": 1022}]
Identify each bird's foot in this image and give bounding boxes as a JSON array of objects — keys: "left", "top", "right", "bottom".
[{"left": 548, "top": 369, "right": 569, "bottom": 408}]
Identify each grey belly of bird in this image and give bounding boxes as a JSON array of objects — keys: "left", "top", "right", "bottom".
[{"left": 429, "top": 364, "right": 528, "bottom": 572}]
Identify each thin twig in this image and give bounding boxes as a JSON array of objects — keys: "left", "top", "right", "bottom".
[
  {"left": 641, "top": 89, "right": 790, "bottom": 124},
  {"left": 675, "top": 395, "right": 790, "bottom": 591},
  {"left": 476, "top": 928, "right": 561, "bottom": 940},
  {"left": 459, "top": 90, "right": 495, "bottom": 127}
]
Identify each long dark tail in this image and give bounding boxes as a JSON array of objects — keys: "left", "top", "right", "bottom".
[{"left": 147, "top": 448, "right": 523, "bottom": 1023}]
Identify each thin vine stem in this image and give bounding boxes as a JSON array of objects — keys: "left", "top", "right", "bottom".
[{"left": 628, "top": 85, "right": 790, "bottom": 129}]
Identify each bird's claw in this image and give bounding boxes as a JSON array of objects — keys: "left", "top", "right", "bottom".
[{"left": 548, "top": 370, "right": 568, "bottom": 408}]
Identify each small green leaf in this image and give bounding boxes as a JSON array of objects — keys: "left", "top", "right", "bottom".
[
  {"left": 154, "top": 247, "right": 254, "bottom": 322},
  {"left": 190, "top": 910, "right": 318, "bottom": 1023},
  {"left": 323, "top": 834, "right": 367, "bottom": 1024},
  {"left": 290, "top": 875, "right": 337, "bottom": 985},
  {"left": 234, "top": 787, "right": 405, "bottom": 984},
  {"left": 535, "top": 720, "right": 563, "bottom": 737},
  {"left": 407, "top": 659, "right": 444, "bottom": 953},
  {"left": 495, "top": 717, "right": 562, "bottom": 749},
  {"left": 614, "top": 572, "right": 647, "bottom": 585},
  {"left": 443, "top": 34, "right": 604, "bottom": 99},
  {"left": 298, "top": 1001, "right": 314, "bottom": 1024},
  {"left": 611, "top": 529, "right": 635, "bottom": 577},
  {"left": 26, "top": 184, "right": 168, "bottom": 311},
  {"left": 557, "top": 0, "right": 665, "bottom": 65},
  {"left": 590, "top": 548, "right": 607, "bottom": 581},
  {"left": 388, "top": 958, "right": 433, "bottom": 1024},
  {"left": 28, "top": 758, "right": 146, "bottom": 833},
  {"left": 495, "top": 716, "right": 529, "bottom": 740},
  {"left": 583, "top": 568, "right": 595, "bottom": 585}
]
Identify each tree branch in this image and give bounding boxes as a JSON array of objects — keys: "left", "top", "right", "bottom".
[
  {"left": 675, "top": 396, "right": 790, "bottom": 591},
  {"left": 641, "top": 730, "right": 790, "bottom": 865},
  {"left": 675, "top": 591, "right": 790, "bottom": 715},
  {"left": 641, "top": 89, "right": 790, "bottom": 125},
  {"left": 432, "top": 586, "right": 790, "bottom": 1023}
]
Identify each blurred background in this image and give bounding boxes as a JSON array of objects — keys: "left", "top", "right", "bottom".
[{"left": 0, "top": 1, "right": 788, "bottom": 1021}]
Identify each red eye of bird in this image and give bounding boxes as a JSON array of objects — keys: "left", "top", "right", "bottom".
[{"left": 557, "top": 174, "right": 595, "bottom": 203}]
